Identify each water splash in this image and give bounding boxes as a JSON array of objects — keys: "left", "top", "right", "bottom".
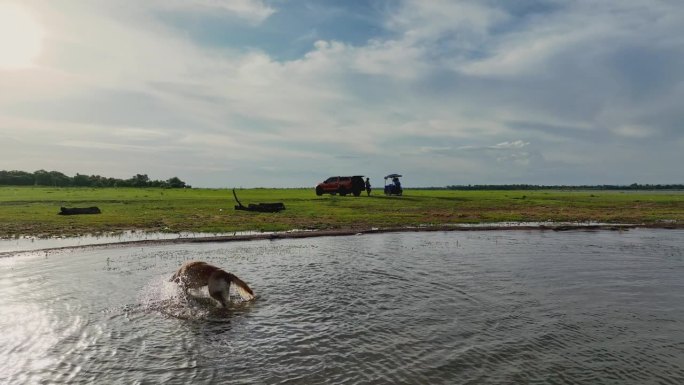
[{"left": 135, "top": 275, "right": 253, "bottom": 321}]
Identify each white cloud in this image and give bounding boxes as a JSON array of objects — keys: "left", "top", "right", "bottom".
[
  {"left": 112, "top": 127, "right": 172, "bottom": 142},
  {"left": 458, "top": 140, "right": 530, "bottom": 151},
  {"left": 611, "top": 125, "right": 656, "bottom": 139},
  {"left": 459, "top": 29, "right": 594, "bottom": 77},
  {"left": 1, "top": 0, "right": 682, "bottom": 186},
  {"left": 491, "top": 140, "right": 529, "bottom": 150},
  {"left": 57, "top": 140, "right": 151, "bottom": 152},
  {"left": 387, "top": 0, "right": 507, "bottom": 43},
  {"left": 159, "top": 0, "right": 276, "bottom": 24},
  {"left": 424, "top": 0, "right": 684, "bottom": 79}
]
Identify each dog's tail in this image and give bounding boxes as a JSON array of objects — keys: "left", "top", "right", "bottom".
[{"left": 227, "top": 273, "right": 255, "bottom": 301}]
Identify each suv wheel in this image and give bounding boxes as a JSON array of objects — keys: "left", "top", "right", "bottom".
[{"left": 315, "top": 186, "right": 323, "bottom": 196}]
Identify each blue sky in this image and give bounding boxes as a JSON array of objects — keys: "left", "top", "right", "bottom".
[{"left": 1, "top": 0, "right": 683, "bottom": 187}]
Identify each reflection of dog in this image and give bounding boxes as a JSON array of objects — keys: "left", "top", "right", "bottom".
[{"left": 170, "top": 261, "right": 255, "bottom": 307}]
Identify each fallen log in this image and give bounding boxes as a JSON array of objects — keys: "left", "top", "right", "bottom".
[
  {"left": 237, "top": 202, "right": 286, "bottom": 212},
  {"left": 233, "top": 189, "right": 285, "bottom": 213},
  {"left": 59, "top": 206, "right": 102, "bottom": 215}
]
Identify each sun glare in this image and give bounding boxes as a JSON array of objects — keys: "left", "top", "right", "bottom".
[{"left": 0, "top": 3, "right": 44, "bottom": 70}]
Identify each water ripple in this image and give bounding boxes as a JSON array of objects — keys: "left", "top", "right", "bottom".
[{"left": 1, "top": 230, "right": 684, "bottom": 384}]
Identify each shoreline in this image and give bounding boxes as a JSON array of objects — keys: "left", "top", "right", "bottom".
[
  {"left": 2, "top": 188, "right": 682, "bottom": 240},
  {"left": 2, "top": 222, "right": 681, "bottom": 258}
]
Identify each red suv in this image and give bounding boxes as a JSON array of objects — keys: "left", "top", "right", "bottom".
[{"left": 316, "top": 176, "right": 365, "bottom": 196}]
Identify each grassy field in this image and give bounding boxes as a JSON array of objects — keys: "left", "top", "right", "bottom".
[{"left": 0, "top": 186, "right": 683, "bottom": 237}]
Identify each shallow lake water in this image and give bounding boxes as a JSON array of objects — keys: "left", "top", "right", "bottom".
[
  {"left": 1, "top": 229, "right": 683, "bottom": 384},
  {"left": 0, "top": 230, "right": 264, "bottom": 254}
]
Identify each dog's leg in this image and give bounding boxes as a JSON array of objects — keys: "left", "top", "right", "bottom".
[
  {"left": 208, "top": 273, "right": 231, "bottom": 308},
  {"left": 209, "top": 290, "right": 229, "bottom": 308}
]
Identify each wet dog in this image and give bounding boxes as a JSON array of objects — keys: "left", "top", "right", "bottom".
[{"left": 170, "top": 261, "right": 255, "bottom": 307}]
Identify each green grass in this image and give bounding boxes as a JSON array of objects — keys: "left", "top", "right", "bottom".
[{"left": 0, "top": 186, "right": 682, "bottom": 237}]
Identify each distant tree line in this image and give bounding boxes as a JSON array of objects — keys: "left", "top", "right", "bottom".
[
  {"left": 442, "top": 183, "right": 684, "bottom": 190},
  {"left": 0, "top": 170, "right": 190, "bottom": 188}
]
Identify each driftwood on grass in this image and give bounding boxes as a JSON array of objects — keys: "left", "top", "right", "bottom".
[
  {"left": 59, "top": 206, "right": 102, "bottom": 215},
  {"left": 233, "top": 189, "right": 285, "bottom": 213}
]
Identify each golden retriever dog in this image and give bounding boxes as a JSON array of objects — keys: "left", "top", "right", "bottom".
[{"left": 170, "top": 261, "right": 255, "bottom": 307}]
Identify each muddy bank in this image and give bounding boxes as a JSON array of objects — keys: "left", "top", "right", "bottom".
[{"left": 2, "top": 222, "right": 682, "bottom": 258}]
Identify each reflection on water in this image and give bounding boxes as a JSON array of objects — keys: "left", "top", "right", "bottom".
[
  {"left": 0, "top": 230, "right": 267, "bottom": 254},
  {"left": 1, "top": 229, "right": 684, "bottom": 384}
]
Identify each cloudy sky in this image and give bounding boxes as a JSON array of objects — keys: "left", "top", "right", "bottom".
[{"left": 1, "top": 0, "right": 682, "bottom": 187}]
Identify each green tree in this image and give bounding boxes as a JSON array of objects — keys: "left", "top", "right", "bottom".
[
  {"left": 73, "top": 173, "right": 90, "bottom": 186},
  {"left": 48, "top": 171, "right": 71, "bottom": 186},
  {"left": 129, "top": 174, "right": 150, "bottom": 187},
  {"left": 166, "top": 177, "right": 186, "bottom": 188}
]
